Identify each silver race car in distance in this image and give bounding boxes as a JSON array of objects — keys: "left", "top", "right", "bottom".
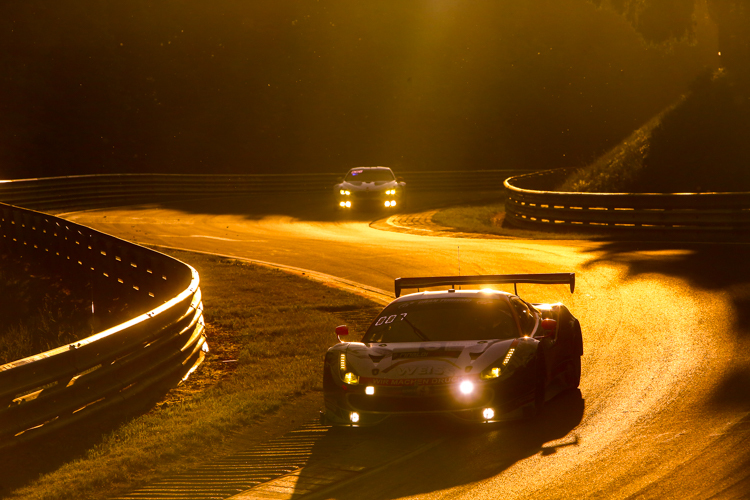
[
  {"left": 334, "top": 166, "right": 406, "bottom": 210},
  {"left": 321, "top": 273, "right": 582, "bottom": 427}
]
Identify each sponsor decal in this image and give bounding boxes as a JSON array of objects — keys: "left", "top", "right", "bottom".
[
  {"left": 397, "top": 365, "right": 453, "bottom": 376},
  {"left": 418, "top": 385, "right": 431, "bottom": 395},
  {"left": 359, "top": 376, "right": 462, "bottom": 386},
  {"left": 411, "top": 385, "right": 431, "bottom": 396}
]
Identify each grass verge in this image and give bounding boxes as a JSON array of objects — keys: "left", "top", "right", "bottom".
[
  {"left": 7, "top": 248, "right": 383, "bottom": 500},
  {"left": 430, "top": 200, "right": 507, "bottom": 236}
]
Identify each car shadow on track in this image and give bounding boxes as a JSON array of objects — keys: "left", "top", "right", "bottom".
[{"left": 296, "top": 389, "right": 584, "bottom": 500}]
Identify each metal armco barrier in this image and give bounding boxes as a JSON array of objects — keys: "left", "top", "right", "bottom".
[
  {"left": 0, "top": 202, "right": 206, "bottom": 450},
  {"left": 0, "top": 170, "right": 524, "bottom": 212},
  {"left": 504, "top": 169, "right": 750, "bottom": 238}
]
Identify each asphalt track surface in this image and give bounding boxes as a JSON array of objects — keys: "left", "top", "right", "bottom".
[{"left": 62, "top": 192, "right": 750, "bottom": 500}]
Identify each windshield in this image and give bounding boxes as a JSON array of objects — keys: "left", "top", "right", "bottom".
[
  {"left": 363, "top": 296, "right": 519, "bottom": 343},
  {"left": 345, "top": 168, "right": 395, "bottom": 183}
]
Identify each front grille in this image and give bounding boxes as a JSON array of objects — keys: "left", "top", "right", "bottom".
[
  {"left": 348, "top": 388, "right": 493, "bottom": 413},
  {"left": 352, "top": 191, "right": 384, "bottom": 201}
]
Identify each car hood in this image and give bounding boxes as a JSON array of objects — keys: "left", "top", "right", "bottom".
[
  {"left": 337, "top": 180, "right": 398, "bottom": 191},
  {"left": 340, "top": 339, "right": 522, "bottom": 383}
]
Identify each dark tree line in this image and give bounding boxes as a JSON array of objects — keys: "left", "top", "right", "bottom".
[
  {"left": 592, "top": 0, "right": 750, "bottom": 192},
  {"left": 0, "top": 1, "right": 718, "bottom": 180},
  {"left": 595, "top": 0, "right": 748, "bottom": 85}
]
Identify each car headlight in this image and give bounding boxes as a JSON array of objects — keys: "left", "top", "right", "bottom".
[
  {"left": 480, "top": 347, "right": 516, "bottom": 380},
  {"left": 340, "top": 353, "right": 359, "bottom": 384},
  {"left": 459, "top": 380, "right": 474, "bottom": 394}
]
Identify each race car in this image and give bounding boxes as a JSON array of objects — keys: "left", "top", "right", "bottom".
[
  {"left": 334, "top": 166, "right": 406, "bottom": 210},
  {"left": 321, "top": 273, "right": 582, "bottom": 427}
]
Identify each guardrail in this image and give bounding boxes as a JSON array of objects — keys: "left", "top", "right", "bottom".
[
  {"left": 0, "top": 202, "right": 206, "bottom": 450},
  {"left": 504, "top": 169, "right": 750, "bottom": 238},
  {"left": 0, "top": 170, "right": 523, "bottom": 212}
]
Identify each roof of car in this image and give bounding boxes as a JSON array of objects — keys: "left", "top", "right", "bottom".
[{"left": 347, "top": 166, "right": 392, "bottom": 171}]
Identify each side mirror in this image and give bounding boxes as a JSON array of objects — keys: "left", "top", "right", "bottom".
[
  {"left": 541, "top": 319, "right": 557, "bottom": 338},
  {"left": 336, "top": 325, "right": 350, "bottom": 342}
]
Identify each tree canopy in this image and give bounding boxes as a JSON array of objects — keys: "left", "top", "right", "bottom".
[{"left": 591, "top": 0, "right": 696, "bottom": 44}]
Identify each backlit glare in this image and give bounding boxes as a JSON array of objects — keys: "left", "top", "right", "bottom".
[
  {"left": 350, "top": 412, "right": 360, "bottom": 423},
  {"left": 365, "top": 386, "right": 375, "bottom": 395},
  {"left": 459, "top": 380, "right": 474, "bottom": 395},
  {"left": 483, "top": 408, "right": 495, "bottom": 420}
]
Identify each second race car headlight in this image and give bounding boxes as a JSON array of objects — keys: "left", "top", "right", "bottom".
[{"left": 339, "top": 190, "right": 351, "bottom": 196}]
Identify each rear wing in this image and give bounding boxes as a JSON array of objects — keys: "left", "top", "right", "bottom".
[{"left": 394, "top": 273, "right": 575, "bottom": 297}]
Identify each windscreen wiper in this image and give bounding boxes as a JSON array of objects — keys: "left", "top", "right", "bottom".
[{"left": 402, "top": 317, "right": 430, "bottom": 342}]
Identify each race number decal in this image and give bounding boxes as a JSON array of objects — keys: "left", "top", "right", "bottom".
[{"left": 375, "top": 312, "right": 407, "bottom": 326}]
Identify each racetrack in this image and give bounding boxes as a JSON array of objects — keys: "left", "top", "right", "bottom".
[{"left": 62, "top": 192, "right": 750, "bottom": 499}]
